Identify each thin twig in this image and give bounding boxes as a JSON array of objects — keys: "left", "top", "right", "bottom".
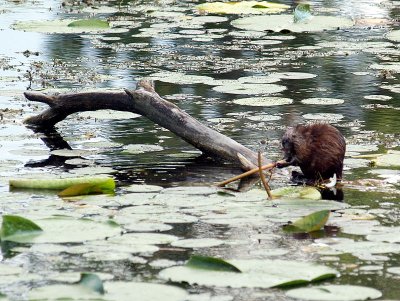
[
  {"left": 216, "top": 162, "right": 276, "bottom": 187},
  {"left": 258, "top": 151, "right": 273, "bottom": 199}
]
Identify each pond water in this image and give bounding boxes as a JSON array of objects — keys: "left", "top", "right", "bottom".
[{"left": 0, "top": 0, "right": 400, "bottom": 300}]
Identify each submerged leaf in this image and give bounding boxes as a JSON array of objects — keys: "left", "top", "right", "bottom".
[
  {"left": 78, "top": 273, "right": 105, "bottom": 295},
  {"left": 67, "top": 19, "right": 109, "bottom": 28},
  {"left": 186, "top": 255, "right": 241, "bottom": 273},
  {"left": 285, "top": 210, "right": 330, "bottom": 233},
  {"left": 293, "top": 3, "right": 312, "bottom": 23},
  {"left": 58, "top": 179, "right": 115, "bottom": 197},
  {"left": 0, "top": 215, "right": 43, "bottom": 241}
]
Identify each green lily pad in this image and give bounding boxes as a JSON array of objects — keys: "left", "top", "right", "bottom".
[
  {"left": 232, "top": 15, "right": 354, "bottom": 32},
  {"left": 196, "top": 1, "right": 289, "bottom": 15},
  {"left": 67, "top": 19, "right": 109, "bottom": 28},
  {"left": 286, "top": 285, "right": 382, "bottom": 301},
  {"left": 160, "top": 259, "right": 338, "bottom": 288},
  {"left": 186, "top": 255, "right": 241, "bottom": 273},
  {"left": 0, "top": 215, "right": 43, "bottom": 242}
]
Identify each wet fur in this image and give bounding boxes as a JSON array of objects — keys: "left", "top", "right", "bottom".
[{"left": 280, "top": 123, "right": 346, "bottom": 182}]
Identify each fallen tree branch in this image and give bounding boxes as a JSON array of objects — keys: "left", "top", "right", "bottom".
[{"left": 23, "top": 80, "right": 271, "bottom": 171}]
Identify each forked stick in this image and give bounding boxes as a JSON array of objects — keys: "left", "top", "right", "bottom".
[
  {"left": 258, "top": 151, "right": 273, "bottom": 199},
  {"left": 217, "top": 162, "right": 276, "bottom": 187}
]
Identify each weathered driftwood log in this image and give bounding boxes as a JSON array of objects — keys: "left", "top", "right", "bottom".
[{"left": 23, "top": 80, "right": 271, "bottom": 170}]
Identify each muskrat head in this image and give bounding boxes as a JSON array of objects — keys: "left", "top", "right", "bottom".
[{"left": 281, "top": 127, "right": 296, "bottom": 161}]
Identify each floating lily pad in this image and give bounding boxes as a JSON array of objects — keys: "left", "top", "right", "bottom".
[
  {"left": 214, "top": 83, "right": 286, "bottom": 95},
  {"left": 3, "top": 217, "right": 121, "bottom": 243},
  {"left": 67, "top": 19, "right": 109, "bottom": 28},
  {"left": 148, "top": 71, "right": 213, "bottom": 85},
  {"left": 386, "top": 29, "right": 400, "bottom": 42},
  {"left": 122, "top": 144, "right": 164, "bottom": 154},
  {"left": 77, "top": 110, "right": 141, "bottom": 120},
  {"left": 286, "top": 285, "right": 382, "bottom": 301},
  {"left": 171, "top": 238, "right": 224, "bottom": 248},
  {"left": 233, "top": 96, "right": 292, "bottom": 106},
  {"left": 232, "top": 15, "right": 354, "bottom": 32},
  {"left": 12, "top": 19, "right": 118, "bottom": 34},
  {"left": 301, "top": 98, "right": 345, "bottom": 105},
  {"left": 372, "top": 151, "right": 400, "bottom": 167},
  {"left": 303, "top": 113, "right": 343, "bottom": 121},
  {"left": 160, "top": 259, "right": 338, "bottom": 288},
  {"left": 238, "top": 75, "right": 280, "bottom": 84},
  {"left": 196, "top": 1, "right": 289, "bottom": 15},
  {"left": 247, "top": 115, "right": 281, "bottom": 121},
  {"left": 269, "top": 72, "right": 317, "bottom": 80},
  {"left": 29, "top": 281, "right": 187, "bottom": 301},
  {"left": 363, "top": 95, "right": 392, "bottom": 101}
]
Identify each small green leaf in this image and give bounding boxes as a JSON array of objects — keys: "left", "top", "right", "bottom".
[
  {"left": 0, "top": 215, "right": 43, "bottom": 241},
  {"left": 293, "top": 3, "right": 312, "bottom": 23},
  {"left": 58, "top": 179, "right": 115, "bottom": 197},
  {"left": 78, "top": 273, "right": 104, "bottom": 295},
  {"left": 186, "top": 255, "right": 241, "bottom": 273},
  {"left": 67, "top": 19, "right": 109, "bottom": 28},
  {"left": 285, "top": 210, "right": 330, "bottom": 233}
]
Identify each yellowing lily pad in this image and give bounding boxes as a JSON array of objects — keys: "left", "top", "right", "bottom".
[
  {"left": 196, "top": 1, "right": 289, "bottom": 15},
  {"left": 372, "top": 151, "right": 400, "bottom": 167},
  {"left": 232, "top": 15, "right": 354, "bottom": 32}
]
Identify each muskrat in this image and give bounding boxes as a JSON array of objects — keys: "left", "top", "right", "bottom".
[{"left": 276, "top": 123, "right": 346, "bottom": 183}]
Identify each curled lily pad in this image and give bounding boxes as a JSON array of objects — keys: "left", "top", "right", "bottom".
[
  {"left": 196, "top": 1, "right": 289, "bottom": 15},
  {"left": 186, "top": 255, "right": 241, "bottom": 273},
  {"left": 285, "top": 210, "right": 330, "bottom": 233},
  {"left": 0, "top": 215, "right": 43, "bottom": 242},
  {"left": 232, "top": 15, "right": 354, "bottom": 32},
  {"left": 9, "top": 176, "right": 115, "bottom": 190},
  {"left": 58, "top": 178, "right": 115, "bottom": 197}
]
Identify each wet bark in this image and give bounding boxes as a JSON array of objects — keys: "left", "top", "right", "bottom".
[{"left": 23, "top": 80, "right": 270, "bottom": 170}]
